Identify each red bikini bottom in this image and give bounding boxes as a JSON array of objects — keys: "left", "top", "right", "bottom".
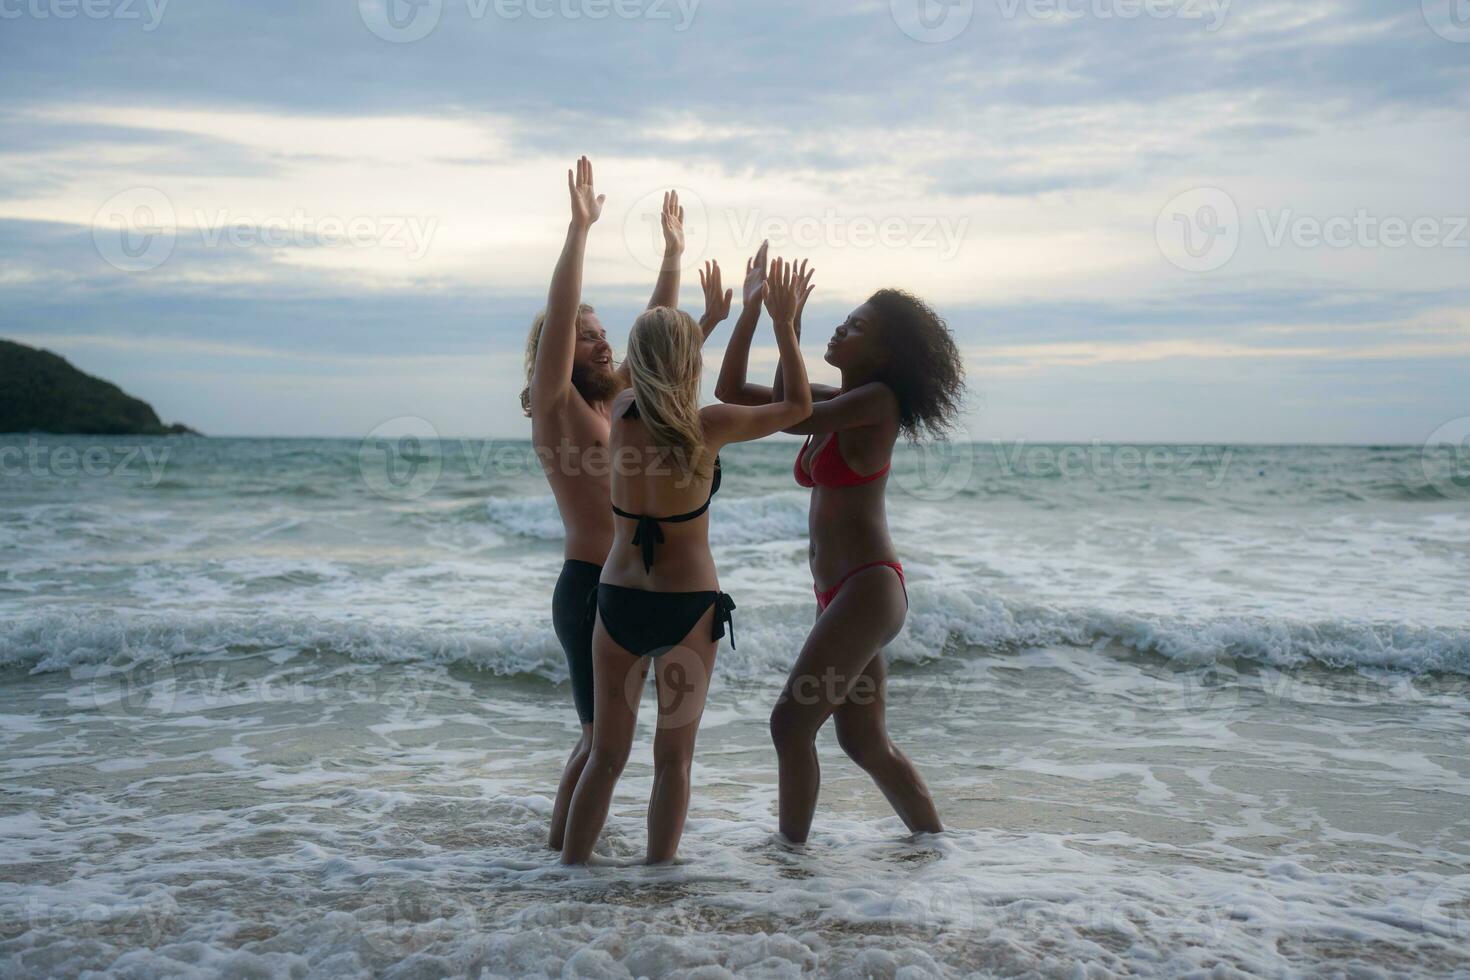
[{"left": 814, "top": 561, "right": 906, "bottom": 613}]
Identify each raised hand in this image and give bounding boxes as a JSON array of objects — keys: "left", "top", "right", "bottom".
[
  {"left": 743, "top": 240, "right": 770, "bottom": 307},
  {"left": 791, "top": 258, "right": 815, "bottom": 333},
  {"left": 661, "top": 190, "right": 685, "bottom": 256},
  {"left": 763, "top": 256, "right": 802, "bottom": 326},
  {"left": 699, "top": 260, "right": 733, "bottom": 329},
  {"left": 568, "top": 156, "right": 605, "bottom": 229}
]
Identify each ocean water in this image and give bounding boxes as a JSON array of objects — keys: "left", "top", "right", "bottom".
[{"left": 2, "top": 434, "right": 1469, "bottom": 978}]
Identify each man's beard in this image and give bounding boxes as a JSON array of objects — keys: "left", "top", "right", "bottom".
[{"left": 572, "top": 361, "right": 620, "bottom": 403}]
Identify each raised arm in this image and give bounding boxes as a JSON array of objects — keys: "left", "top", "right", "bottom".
[
  {"left": 713, "top": 241, "right": 776, "bottom": 406},
  {"left": 780, "top": 381, "right": 898, "bottom": 436},
  {"left": 771, "top": 259, "right": 831, "bottom": 404},
  {"left": 530, "top": 156, "right": 604, "bottom": 416},
  {"left": 609, "top": 191, "right": 687, "bottom": 389},
  {"left": 647, "top": 190, "right": 684, "bottom": 310},
  {"left": 697, "top": 259, "right": 733, "bottom": 343},
  {"left": 703, "top": 257, "right": 814, "bottom": 446}
]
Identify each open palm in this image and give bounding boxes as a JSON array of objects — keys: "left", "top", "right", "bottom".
[
  {"left": 568, "top": 156, "right": 605, "bottom": 228},
  {"left": 743, "top": 240, "right": 769, "bottom": 307},
  {"left": 661, "top": 190, "right": 685, "bottom": 255},
  {"left": 764, "top": 256, "right": 803, "bottom": 324},
  {"left": 699, "top": 260, "right": 733, "bottom": 327}
]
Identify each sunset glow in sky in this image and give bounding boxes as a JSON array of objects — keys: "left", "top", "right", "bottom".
[{"left": 2, "top": 0, "right": 1467, "bottom": 440}]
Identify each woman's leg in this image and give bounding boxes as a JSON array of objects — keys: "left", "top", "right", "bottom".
[
  {"left": 646, "top": 607, "right": 719, "bottom": 864},
  {"left": 832, "top": 653, "right": 943, "bottom": 834},
  {"left": 561, "top": 622, "right": 648, "bottom": 865},
  {"left": 770, "top": 565, "right": 908, "bottom": 843},
  {"left": 548, "top": 722, "right": 593, "bottom": 850}
]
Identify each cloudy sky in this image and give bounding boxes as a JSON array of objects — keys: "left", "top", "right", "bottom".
[{"left": 1, "top": 0, "right": 1466, "bottom": 441}]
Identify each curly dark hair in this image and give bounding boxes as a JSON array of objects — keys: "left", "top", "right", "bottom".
[{"left": 865, "top": 288, "right": 966, "bottom": 440}]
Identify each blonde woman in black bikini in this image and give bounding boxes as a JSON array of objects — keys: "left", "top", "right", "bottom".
[
  {"left": 556, "top": 161, "right": 816, "bottom": 864},
  {"left": 716, "top": 243, "right": 965, "bottom": 843}
]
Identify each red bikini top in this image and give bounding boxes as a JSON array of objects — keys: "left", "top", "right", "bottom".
[{"left": 794, "top": 432, "right": 890, "bottom": 488}]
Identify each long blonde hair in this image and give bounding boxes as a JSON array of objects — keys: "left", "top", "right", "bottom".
[
  {"left": 625, "top": 306, "right": 710, "bottom": 479},
  {"left": 521, "top": 303, "right": 596, "bottom": 416}
]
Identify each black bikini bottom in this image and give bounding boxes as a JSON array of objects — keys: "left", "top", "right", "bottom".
[{"left": 596, "top": 583, "right": 736, "bottom": 658}]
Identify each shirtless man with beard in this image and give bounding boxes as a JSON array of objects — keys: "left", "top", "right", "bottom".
[{"left": 523, "top": 157, "right": 733, "bottom": 850}]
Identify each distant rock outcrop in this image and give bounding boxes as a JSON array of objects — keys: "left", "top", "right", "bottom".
[{"left": 0, "top": 339, "right": 200, "bottom": 436}]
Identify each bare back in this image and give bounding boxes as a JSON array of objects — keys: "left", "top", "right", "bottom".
[
  {"left": 532, "top": 391, "right": 617, "bottom": 566},
  {"left": 600, "top": 389, "right": 722, "bottom": 594}
]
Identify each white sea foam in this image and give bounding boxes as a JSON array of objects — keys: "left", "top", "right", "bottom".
[
  {"left": 4, "top": 588, "right": 1466, "bottom": 684},
  {"left": 481, "top": 495, "right": 569, "bottom": 541},
  {"left": 0, "top": 609, "right": 564, "bottom": 680},
  {"left": 4, "top": 783, "right": 1467, "bottom": 978},
  {"left": 5, "top": 439, "right": 1469, "bottom": 977}
]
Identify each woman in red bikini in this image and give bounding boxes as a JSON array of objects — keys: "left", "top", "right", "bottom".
[{"left": 715, "top": 242, "right": 965, "bottom": 843}]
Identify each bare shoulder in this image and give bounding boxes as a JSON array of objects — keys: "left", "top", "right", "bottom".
[
  {"left": 848, "top": 381, "right": 898, "bottom": 408},
  {"left": 788, "top": 381, "right": 899, "bottom": 437},
  {"left": 832, "top": 381, "right": 899, "bottom": 424},
  {"left": 865, "top": 383, "right": 902, "bottom": 436}
]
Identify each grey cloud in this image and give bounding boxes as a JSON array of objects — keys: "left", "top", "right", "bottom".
[{"left": 1, "top": 1, "right": 1462, "bottom": 156}]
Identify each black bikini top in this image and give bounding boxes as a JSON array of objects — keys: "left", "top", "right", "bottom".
[{"left": 611, "top": 400, "right": 722, "bottom": 572}]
